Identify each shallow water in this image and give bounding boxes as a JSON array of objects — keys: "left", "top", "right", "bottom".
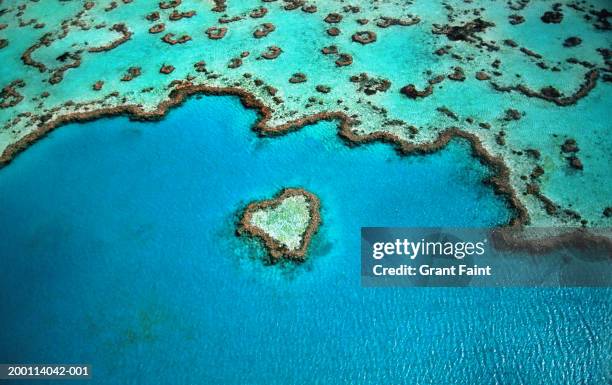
[
  {"left": 2, "top": 0, "right": 612, "bottom": 228},
  {"left": 0, "top": 96, "right": 609, "bottom": 384}
]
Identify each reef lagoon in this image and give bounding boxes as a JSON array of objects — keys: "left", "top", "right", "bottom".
[{"left": 0, "top": 96, "right": 610, "bottom": 384}]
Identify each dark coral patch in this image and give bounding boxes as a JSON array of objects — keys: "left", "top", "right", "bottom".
[
  {"left": 508, "top": 14, "right": 524, "bottom": 25},
  {"left": 561, "top": 139, "right": 579, "bottom": 153},
  {"left": 193, "top": 61, "right": 207, "bottom": 72},
  {"left": 249, "top": 6, "right": 267, "bottom": 18},
  {"left": 289, "top": 73, "right": 307, "bottom": 83},
  {"left": 169, "top": 10, "right": 196, "bottom": 21},
  {"left": 563, "top": 37, "right": 582, "bottom": 47},
  {"left": 433, "top": 18, "right": 494, "bottom": 42},
  {"left": 447, "top": 67, "right": 465, "bottom": 81},
  {"left": 228, "top": 58, "right": 242, "bottom": 69},
  {"left": 321, "top": 45, "right": 338, "bottom": 55},
  {"left": 504, "top": 109, "right": 522, "bottom": 121},
  {"left": 211, "top": 0, "right": 226, "bottom": 12},
  {"left": 161, "top": 33, "right": 191, "bottom": 44},
  {"left": 261, "top": 46, "right": 282, "bottom": 60},
  {"left": 206, "top": 26, "right": 227, "bottom": 40},
  {"left": 159, "top": 64, "right": 175, "bottom": 74},
  {"left": 568, "top": 156, "right": 583, "bottom": 170},
  {"left": 301, "top": 4, "right": 317, "bottom": 13},
  {"left": 327, "top": 27, "right": 340, "bottom": 36},
  {"left": 316, "top": 85, "right": 331, "bottom": 93},
  {"left": 219, "top": 15, "right": 242, "bottom": 24},
  {"left": 0, "top": 80, "right": 25, "bottom": 108},
  {"left": 541, "top": 11, "right": 563, "bottom": 24},
  {"left": 376, "top": 16, "right": 420, "bottom": 28},
  {"left": 283, "top": 1, "right": 302, "bottom": 11},
  {"left": 352, "top": 31, "right": 376, "bottom": 44},
  {"left": 92, "top": 80, "right": 104, "bottom": 91},
  {"left": 351, "top": 73, "right": 390, "bottom": 95},
  {"left": 324, "top": 13, "right": 342, "bottom": 23},
  {"left": 475, "top": 71, "right": 490, "bottom": 80},
  {"left": 335, "top": 53, "right": 352, "bottom": 67},
  {"left": 159, "top": 0, "right": 181, "bottom": 10},
  {"left": 541, "top": 86, "right": 562, "bottom": 98},
  {"left": 253, "top": 23, "right": 275, "bottom": 38},
  {"left": 148, "top": 23, "right": 165, "bottom": 33},
  {"left": 121, "top": 66, "right": 141, "bottom": 81},
  {"left": 146, "top": 11, "right": 160, "bottom": 21},
  {"left": 400, "top": 84, "right": 429, "bottom": 99}
]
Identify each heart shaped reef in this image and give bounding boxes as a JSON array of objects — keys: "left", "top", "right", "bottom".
[{"left": 238, "top": 188, "right": 321, "bottom": 262}]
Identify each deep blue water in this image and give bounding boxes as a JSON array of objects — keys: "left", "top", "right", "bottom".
[{"left": 0, "top": 96, "right": 609, "bottom": 384}]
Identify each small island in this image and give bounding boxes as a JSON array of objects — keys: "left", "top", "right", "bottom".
[{"left": 237, "top": 188, "right": 321, "bottom": 262}]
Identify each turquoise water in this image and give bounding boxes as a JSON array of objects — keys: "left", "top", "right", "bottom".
[{"left": 0, "top": 96, "right": 610, "bottom": 384}]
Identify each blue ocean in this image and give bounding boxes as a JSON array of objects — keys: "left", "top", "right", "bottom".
[{"left": 0, "top": 97, "right": 609, "bottom": 384}]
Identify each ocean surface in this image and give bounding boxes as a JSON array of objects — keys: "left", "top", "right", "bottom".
[{"left": 0, "top": 96, "right": 609, "bottom": 384}]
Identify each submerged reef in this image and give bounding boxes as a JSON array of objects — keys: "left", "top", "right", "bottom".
[
  {"left": 237, "top": 188, "right": 321, "bottom": 262},
  {"left": 0, "top": 0, "right": 610, "bottom": 244}
]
